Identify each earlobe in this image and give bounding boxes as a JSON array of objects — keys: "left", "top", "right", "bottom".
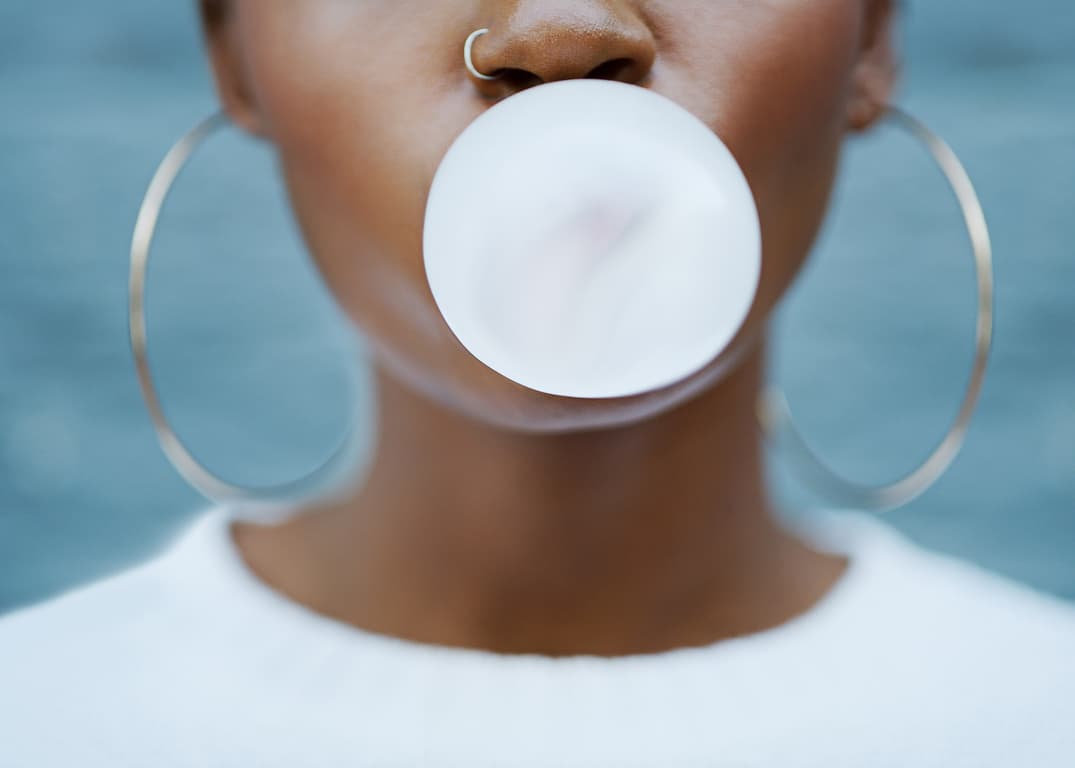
[
  {"left": 846, "top": 89, "right": 887, "bottom": 133},
  {"left": 846, "top": 0, "right": 900, "bottom": 133},
  {"left": 199, "top": 0, "right": 268, "bottom": 138}
]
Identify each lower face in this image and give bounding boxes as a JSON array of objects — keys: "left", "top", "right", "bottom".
[{"left": 223, "top": 1, "right": 866, "bottom": 433}]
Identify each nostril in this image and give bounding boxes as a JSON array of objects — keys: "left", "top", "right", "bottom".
[
  {"left": 498, "top": 68, "right": 545, "bottom": 92},
  {"left": 587, "top": 58, "right": 642, "bottom": 83}
]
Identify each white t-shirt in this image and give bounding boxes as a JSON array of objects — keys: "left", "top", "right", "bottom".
[{"left": 1, "top": 507, "right": 1072, "bottom": 767}]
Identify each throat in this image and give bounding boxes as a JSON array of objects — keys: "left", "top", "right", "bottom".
[{"left": 231, "top": 346, "right": 849, "bottom": 657}]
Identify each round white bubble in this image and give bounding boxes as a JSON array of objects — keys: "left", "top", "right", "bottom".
[{"left": 423, "top": 80, "right": 761, "bottom": 399}]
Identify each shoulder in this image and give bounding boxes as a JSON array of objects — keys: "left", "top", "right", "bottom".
[
  {"left": 0, "top": 511, "right": 223, "bottom": 645},
  {"left": 0, "top": 512, "right": 229, "bottom": 765},
  {"left": 856, "top": 512, "right": 1075, "bottom": 638},
  {"left": 774, "top": 511, "right": 1075, "bottom": 764},
  {"left": 2, "top": 544, "right": 174, "bottom": 649},
  {"left": 814, "top": 512, "right": 1075, "bottom": 753},
  {"left": 813, "top": 510, "right": 1075, "bottom": 653},
  {"left": 886, "top": 525, "right": 1075, "bottom": 687}
]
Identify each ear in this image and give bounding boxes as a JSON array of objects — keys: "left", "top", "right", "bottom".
[
  {"left": 199, "top": 0, "right": 268, "bottom": 137},
  {"left": 847, "top": 0, "right": 900, "bottom": 132}
]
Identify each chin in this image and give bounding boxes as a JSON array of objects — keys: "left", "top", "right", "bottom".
[{"left": 380, "top": 334, "right": 759, "bottom": 436}]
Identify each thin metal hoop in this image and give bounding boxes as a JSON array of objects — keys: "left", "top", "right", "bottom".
[
  {"left": 129, "top": 113, "right": 363, "bottom": 505},
  {"left": 465, "top": 28, "right": 500, "bottom": 81},
  {"left": 760, "top": 106, "right": 994, "bottom": 512}
]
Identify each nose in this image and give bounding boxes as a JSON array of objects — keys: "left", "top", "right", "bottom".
[{"left": 469, "top": 0, "right": 657, "bottom": 95}]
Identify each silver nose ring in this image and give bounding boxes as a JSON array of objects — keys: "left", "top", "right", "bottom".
[{"left": 465, "top": 29, "right": 500, "bottom": 81}]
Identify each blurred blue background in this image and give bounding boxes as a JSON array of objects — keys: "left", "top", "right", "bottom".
[{"left": 0, "top": 1, "right": 1072, "bottom": 612}]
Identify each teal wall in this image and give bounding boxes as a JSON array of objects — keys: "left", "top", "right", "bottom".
[{"left": 1, "top": 1, "right": 1073, "bottom": 611}]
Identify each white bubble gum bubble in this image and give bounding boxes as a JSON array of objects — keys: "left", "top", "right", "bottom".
[{"left": 423, "top": 80, "right": 761, "bottom": 400}]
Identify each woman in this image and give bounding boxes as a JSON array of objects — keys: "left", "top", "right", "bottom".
[{"left": 2, "top": 1, "right": 1072, "bottom": 765}]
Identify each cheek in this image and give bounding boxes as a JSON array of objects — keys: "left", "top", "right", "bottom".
[
  {"left": 651, "top": 0, "right": 862, "bottom": 314},
  {"left": 237, "top": 2, "right": 459, "bottom": 256},
  {"left": 233, "top": 1, "right": 489, "bottom": 390}
]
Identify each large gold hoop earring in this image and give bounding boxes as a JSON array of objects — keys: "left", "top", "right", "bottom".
[
  {"left": 760, "top": 106, "right": 995, "bottom": 512},
  {"left": 129, "top": 113, "right": 364, "bottom": 505}
]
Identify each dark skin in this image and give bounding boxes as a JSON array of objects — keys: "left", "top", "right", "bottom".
[{"left": 200, "top": 0, "right": 898, "bottom": 656}]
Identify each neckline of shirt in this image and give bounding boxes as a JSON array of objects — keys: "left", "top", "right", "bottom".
[{"left": 163, "top": 504, "right": 902, "bottom": 670}]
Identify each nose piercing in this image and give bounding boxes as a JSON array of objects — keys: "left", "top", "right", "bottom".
[{"left": 465, "top": 29, "right": 500, "bottom": 81}]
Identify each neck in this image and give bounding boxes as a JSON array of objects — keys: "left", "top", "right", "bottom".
[{"left": 234, "top": 342, "right": 846, "bottom": 656}]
